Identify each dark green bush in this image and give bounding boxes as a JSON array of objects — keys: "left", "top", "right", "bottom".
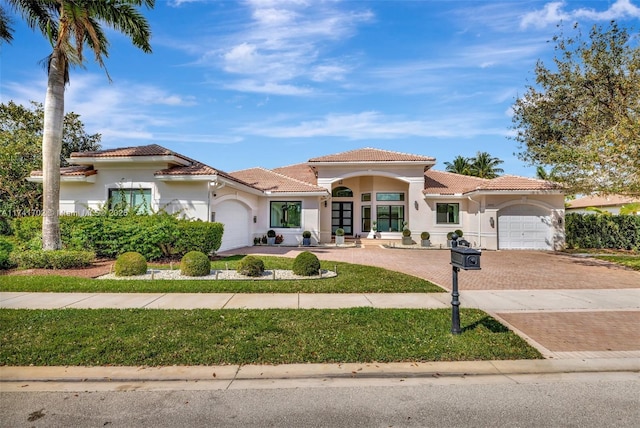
[
  {"left": 180, "top": 251, "right": 211, "bottom": 277},
  {"left": 292, "top": 251, "right": 321, "bottom": 276},
  {"left": 236, "top": 255, "right": 265, "bottom": 277},
  {"left": 174, "top": 221, "right": 224, "bottom": 256},
  {"left": 10, "top": 250, "right": 95, "bottom": 269},
  {"left": 420, "top": 232, "right": 430, "bottom": 240},
  {"left": 114, "top": 252, "right": 147, "bottom": 277},
  {"left": 565, "top": 213, "right": 640, "bottom": 250},
  {"left": 0, "top": 237, "right": 15, "bottom": 270}
]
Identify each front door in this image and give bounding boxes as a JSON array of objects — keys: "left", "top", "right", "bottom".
[{"left": 332, "top": 202, "right": 353, "bottom": 235}]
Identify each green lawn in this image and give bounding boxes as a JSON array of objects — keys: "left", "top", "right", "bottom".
[
  {"left": 0, "top": 308, "right": 542, "bottom": 366},
  {"left": 0, "top": 256, "right": 443, "bottom": 293},
  {"left": 595, "top": 255, "right": 640, "bottom": 270}
]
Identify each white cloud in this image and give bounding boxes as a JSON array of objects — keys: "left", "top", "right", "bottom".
[
  {"left": 521, "top": 0, "right": 640, "bottom": 29},
  {"left": 223, "top": 79, "right": 313, "bottom": 96},
  {"left": 238, "top": 111, "right": 509, "bottom": 140}
]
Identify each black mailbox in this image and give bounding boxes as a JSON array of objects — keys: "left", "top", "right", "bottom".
[{"left": 450, "top": 246, "right": 481, "bottom": 270}]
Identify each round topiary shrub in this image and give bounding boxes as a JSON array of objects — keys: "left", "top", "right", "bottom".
[
  {"left": 114, "top": 252, "right": 147, "bottom": 277},
  {"left": 180, "top": 250, "right": 211, "bottom": 277},
  {"left": 420, "top": 231, "right": 430, "bottom": 240},
  {"left": 402, "top": 228, "right": 411, "bottom": 237},
  {"left": 292, "top": 251, "right": 321, "bottom": 276},
  {"left": 237, "top": 255, "right": 265, "bottom": 277}
]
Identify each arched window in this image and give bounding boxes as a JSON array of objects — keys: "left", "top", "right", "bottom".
[{"left": 332, "top": 186, "right": 353, "bottom": 197}]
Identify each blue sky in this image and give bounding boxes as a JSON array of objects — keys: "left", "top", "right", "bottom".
[{"left": 2, "top": 0, "right": 639, "bottom": 176}]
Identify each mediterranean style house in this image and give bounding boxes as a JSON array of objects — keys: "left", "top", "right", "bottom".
[
  {"left": 29, "top": 145, "right": 565, "bottom": 252},
  {"left": 566, "top": 194, "right": 640, "bottom": 215}
]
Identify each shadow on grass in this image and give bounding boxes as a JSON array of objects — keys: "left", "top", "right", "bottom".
[{"left": 462, "top": 316, "right": 510, "bottom": 333}]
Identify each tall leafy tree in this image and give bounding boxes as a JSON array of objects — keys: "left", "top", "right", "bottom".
[
  {"left": 0, "top": 100, "right": 101, "bottom": 219},
  {"left": 6, "top": 0, "right": 154, "bottom": 249},
  {"left": 511, "top": 22, "right": 640, "bottom": 197},
  {"left": 469, "top": 151, "right": 504, "bottom": 179},
  {"left": 444, "top": 155, "right": 472, "bottom": 175}
]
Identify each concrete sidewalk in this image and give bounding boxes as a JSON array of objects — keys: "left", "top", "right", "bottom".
[{"left": 2, "top": 289, "right": 639, "bottom": 311}]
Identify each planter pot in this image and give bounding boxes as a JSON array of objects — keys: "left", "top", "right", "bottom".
[
  {"left": 335, "top": 236, "right": 345, "bottom": 245},
  {"left": 421, "top": 239, "right": 431, "bottom": 247},
  {"left": 302, "top": 237, "right": 311, "bottom": 246},
  {"left": 402, "top": 237, "right": 413, "bottom": 245},
  {"left": 267, "top": 237, "right": 276, "bottom": 245}
]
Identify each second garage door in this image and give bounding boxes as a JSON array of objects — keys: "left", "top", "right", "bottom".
[
  {"left": 216, "top": 200, "right": 250, "bottom": 252},
  {"left": 498, "top": 204, "right": 552, "bottom": 250}
]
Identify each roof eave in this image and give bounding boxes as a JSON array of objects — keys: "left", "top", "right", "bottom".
[
  {"left": 310, "top": 160, "right": 436, "bottom": 167},
  {"left": 265, "top": 191, "right": 330, "bottom": 197},
  {"left": 27, "top": 175, "right": 97, "bottom": 183}
]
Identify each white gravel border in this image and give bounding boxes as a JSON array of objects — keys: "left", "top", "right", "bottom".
[{"left": 97, "top": 269, "right": 337, "bottom": 280}]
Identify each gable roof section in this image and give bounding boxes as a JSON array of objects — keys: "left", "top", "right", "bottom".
[
  {"left": 567, "top": 194, "right": 639, "bottom": 209},
  {"left": 309, "top": 147, "right": 435, "bottom": 163},
  {"left": 230, "top": 167, "right": 328, "bottom": 194},
  {"left": 272, "top": 163, "right": 318, "bottom": 185},
  {"left": 424, "top": 170, "right": 562, "bottom": 195}
]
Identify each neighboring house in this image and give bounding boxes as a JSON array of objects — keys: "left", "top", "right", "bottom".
[
  {"left": 29, "top": 145, "right": 565, "bottom": 251},
  {"left": 566, "top": 194, "right": 640, "bottom": 215}
]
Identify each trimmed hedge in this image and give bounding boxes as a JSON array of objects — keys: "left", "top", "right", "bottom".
[
  {"left": 180, "top": 251, "right": 211, "bottom": 277},
  {"left": 236, "top": 255, "right": 265, "bottom": 277},
  {"left": 9, "top": 215, "right": 224, "bottom": 261},
  {"left": 10, "top": 250, "right": 95, "bottom": 269},
  {"left": 114, "top": 252, "right": 147, "bottom": 277},
  {"left": 292, "top": 251, "right": 321, "bottom": 276},
  {"left": 565, "top": 213, "right": 640, "bottom": 250}
]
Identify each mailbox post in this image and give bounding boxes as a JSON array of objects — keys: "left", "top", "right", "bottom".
[{"left": 449, "top": 234, "right": 481, "bottom": 335}]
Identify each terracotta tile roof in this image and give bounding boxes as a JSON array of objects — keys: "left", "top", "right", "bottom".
[
  {"left": 309, "top": 147, "right": 435, "bottom": 163},
  {"left": 230, "top": 167, "right": 328, "bottom": 193},
  {"left": 424, "top": 171, "right": 563, "bottom": 195},
  {"left": 423, "top": 170, "right": 487, "bottom": 195},
  {"left": 476, "top": 175, "right": 563, "bottom": 191},
  {"left": 273, "top": 163, "right": 318, "bottom": 185},
  {"left": 70, "top": 144, "right": 174, "bottom": 158},
  {"left": 30, "top": 165, "right": 97, "bottom": 177},
  {"left": 567, "top": 194, "right": 639, "bottom": 209}
]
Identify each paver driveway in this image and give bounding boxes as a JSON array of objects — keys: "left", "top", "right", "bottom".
[{"left": 220, "top": 244, "right": 640, "bottom": 291}]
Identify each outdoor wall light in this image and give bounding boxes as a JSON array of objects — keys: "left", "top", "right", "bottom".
[
  {"left": 489, "top": 216, "right": 495, "bottom": 228},
  {"left": 253, "top": 216, "right": 257, "bottom": 223},
  {"left": 324, "top": 200, "right": 327, "bottom": 207},
  {"left": 414, "top": 200, "right": 419, "bottom": 210}
]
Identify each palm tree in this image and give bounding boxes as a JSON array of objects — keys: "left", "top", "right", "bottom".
[
  {"left": 444, "top": 156, "right": 472, "bottom": 175},
  {"left": 470, "top": 151, "right": 504, "bottom": 179},
  {"left": 6, "top": 0, "right": 154, "bottom": 249},
  {"left": 0, "top": 6, "right": 13, "bottom": 43}
]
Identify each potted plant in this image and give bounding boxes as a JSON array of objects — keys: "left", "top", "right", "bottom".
[
  {"left": 267, "top": 229, "right": 276, "bottom": 245},
  {"left": 402, "top": 223, "right": 412, "bottom": 245},
  {"left": 302, "top": 230, "right": 312, "bottom": 246},
  {"left": 420, "top": 231, "right": 431, "bottom": 247},
  {"left": 335, "top": 228, "right": 345, "bottom": 245},
  {"left": 368, "top": 221, "right": 378, "bottom": 239},
  {"left": 447, "top": 230, "right": 463, "bottom": 247}
]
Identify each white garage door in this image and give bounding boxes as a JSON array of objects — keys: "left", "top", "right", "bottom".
[
  {"left": 216, "top": 200, "right": 250, "bottom": 252},
  {"left": 498, "top": 204, "right": 552, "bottom": 250}
]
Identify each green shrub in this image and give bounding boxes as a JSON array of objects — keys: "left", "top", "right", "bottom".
[
  {"left": 267, "top": 229, "right": 276, "bottom": 238},
  {"left": 180, "top": 251, "right": 211, "bottom": 277},
  {"left": 420, "top": 232, "right": 430, "bottom": 240},
  {"left": 402, "top": 228, "right": 411, "bottom": 237},
  {"left": 0, "top": 237, "right": 15, "bottom": 270},
  {"left": 10, "top": 216, "right": 41, "bottom": 244},
  {"left": 114, "top": 252, "right": 147, "bottom": 277},
  {"left": 454, "top": 229, "right": 464, "bottom": 237},
  {"left": 10, "top": 250, "right": 95, "bottom": 269},
  {"left": 292, "top": 251, "right": 321, "bottom": 276},
  {"left": 335, "top": 228, "right": 345, "bottom": 236},
  {"left": 236, "top": 255, "right": 265, "bottom": 277},
  {"left": 174, "top": 221, "right": 224, "bottom": 256},
  {"left": 302, "top": 230, "right": 312, "bottom": 239},
  {"left": 565, "top": 213, "right": 640, "bottom": 250}
]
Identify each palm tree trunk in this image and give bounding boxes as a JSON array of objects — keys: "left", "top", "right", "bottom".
[{"left": 41, "top": 52, "right": 65, "bottom": 250}]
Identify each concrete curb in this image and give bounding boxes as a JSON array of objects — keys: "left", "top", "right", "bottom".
[{"left": 2, "top": 358, "right": 638, "bottom": 383}]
